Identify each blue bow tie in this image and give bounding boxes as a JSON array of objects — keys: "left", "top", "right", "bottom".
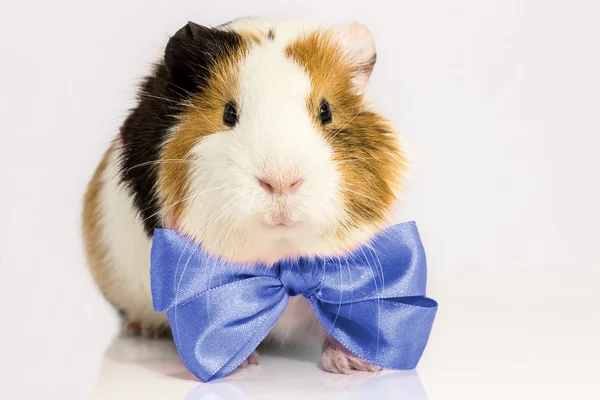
[{"left": 150, "top": 221, "right": 438, "bottom": 382}]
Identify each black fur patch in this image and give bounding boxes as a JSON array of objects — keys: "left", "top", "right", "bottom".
[{"left": 118, "top": 22, "right": 244, "bottom": 235}]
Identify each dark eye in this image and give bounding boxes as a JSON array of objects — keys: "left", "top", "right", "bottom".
[
  {"left": 223, "top": 102, "right": 238, "bottom": 127},
  {"left": 319, "top": 100, "right": 332, "bottom": 125}
]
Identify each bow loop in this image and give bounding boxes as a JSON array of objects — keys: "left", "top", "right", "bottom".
[
  {"left": 151, "top": 229, "right": 280, "bottom": 313},
  {"left": 167, "top": 277, "right": 289, "bottom": 381},
  {"left": 316, "top": 221, "right": 428, "bottom": 304}
]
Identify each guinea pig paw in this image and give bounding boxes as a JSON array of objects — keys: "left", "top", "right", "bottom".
[
  {"left": 239, "top": 351, "right": 261, "bottom": 368},
  {"left": 321, "top": 337, "right": 382, "bottom": 374},
  {"left": 142, "top": 323, "right": 172, "bottom": 339},
  {"left": 124, "top": 320, "right": 142, "bottom": 336},
  {"left": 124, "top": 320, "right": 171, "bottom": 339}
]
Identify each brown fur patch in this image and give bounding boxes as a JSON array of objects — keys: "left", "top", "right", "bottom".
[
  {"left": 158, "top": 35, "right": 255, "bottom": 225},
  {"left": 286, "top": 31, "right": 406, "bottom": 233},
  {"left": 82, "top": 143, "right": 119, "bottom": 305}
]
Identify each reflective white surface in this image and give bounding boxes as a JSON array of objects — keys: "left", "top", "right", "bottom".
[
  {"left": 90, "top": 336, "right": 429, "bottom": 400},
  {"left": 85, "top": 271, "right": 600, "bottom": 400}
]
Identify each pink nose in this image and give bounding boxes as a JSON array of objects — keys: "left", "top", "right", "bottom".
[{"left": 258, "top": 176, "right": 304, "bottom": 195}]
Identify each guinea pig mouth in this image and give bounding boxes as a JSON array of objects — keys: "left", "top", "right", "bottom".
[
  {"left": 262, "top": 203, "right": 299, "bottom": 227},
  {"left": 264, "top": 215, "right": 297, "bottom": 227}
]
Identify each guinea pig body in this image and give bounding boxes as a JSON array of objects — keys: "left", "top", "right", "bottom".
[{"left": 83, "top": 18, "right": 406, "bottom": 373}]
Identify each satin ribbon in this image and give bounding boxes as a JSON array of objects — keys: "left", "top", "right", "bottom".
[{"left": 151, "top": 221, "right": 437, "bottom": 382}]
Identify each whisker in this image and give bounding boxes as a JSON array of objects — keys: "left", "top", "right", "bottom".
[
  {"left": 202, "top": 195, "right": 245, "bottom": 325},
  {"left": 140, "top": 92, "right": 186, "bottom": 106},
  {"left": 327, "top": 111, "right": 361, "bottom": 142},
  {"left": 341, "top": 186, "right": 391, "bottom": 209},
  {"left": 365, "top": 243, "right": 385, "bottom": 364},
  {"left": 335, "top": 154, "right": 388, "bottom": 162},
  {"left": 323, "top": 257, "right": 344, "bottom": 342},
  {"left": 124, "top": 159, "right": 192, "bottom": 172},
  {"left": 140, "top": 193, "right": 198, "bottom": 226},
  {"left": 359, "top": 247, "right": 381, "bottom": 363},
  {"left": 139, "top": 185, "right": 227, "bottom": 226},
  {"left": 197, "top": 194, "right": 239, "bottom": 236},
  {"left": 173, "top": 244, "right": 197, "bottom": 360},
  {"left": 186, "top": 102, "right": 221, "bottom": 132},
  {"left": 344, "top": 257, "right": 353, "bottom": 321},
  {"left": 152, "top": 76, "right": 223, "bottom": 133}
]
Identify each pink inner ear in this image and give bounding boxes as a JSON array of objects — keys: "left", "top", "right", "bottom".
[
  {"left": 331, "top": 22, "right": 377, "bottom": 88},
  {"left": 332, "top": 23, "right": 376, "bottom": 66}
]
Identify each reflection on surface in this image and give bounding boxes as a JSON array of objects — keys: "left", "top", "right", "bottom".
[
  {"left": 185, "top": 383, "right": 251, "bottom": 400},
  {"left": 90, "top": 335, "right": 428, "bottom": 400},
  {"left": 185, "top": 371, "right": 428, "bottom": 400},
  {"left": 345, "top": 371, "right": 428, "bottom": 400},
  {"left": 184, "top": 371, "right": 427, "bottom": 400}
]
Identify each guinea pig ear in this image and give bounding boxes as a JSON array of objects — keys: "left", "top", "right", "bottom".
[
  {"left": 164, "top": 22, "right": 208, "bottom": 92},
  {"left": 331, "top": 22, "right": 377, "bottom": 91},
  {"left": 164, "top": 21, "right": 240, "bottom": 94}
]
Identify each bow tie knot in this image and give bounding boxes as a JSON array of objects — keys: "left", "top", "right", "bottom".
[{"left": 278, "top": 258, "right": 323, "bottom": 298}]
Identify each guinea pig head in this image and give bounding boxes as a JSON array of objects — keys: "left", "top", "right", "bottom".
[{"left": 157, "top": 20, "right": 406, "bottom": 263}]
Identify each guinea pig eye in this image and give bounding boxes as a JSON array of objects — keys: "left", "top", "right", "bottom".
[
  {"left": 223, "top": 102, "right": 238, "bottom": 127},
  {"left": 319, "top": 100, "right": 332, "bottom": 125}
]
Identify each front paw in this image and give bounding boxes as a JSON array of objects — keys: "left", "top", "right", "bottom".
[
  {"left": 124, "top": 320, "right": 171, "bottom": 339},
  {"left": 239, "top": 351, "right": 260, "bottom": 368},
  {"left": 321, "top": 337, "right": 382, "bottom": 374}
]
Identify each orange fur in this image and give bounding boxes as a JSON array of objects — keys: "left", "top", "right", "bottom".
[{"left": 286, "top": 31, "right": 407, "bottom": 235}]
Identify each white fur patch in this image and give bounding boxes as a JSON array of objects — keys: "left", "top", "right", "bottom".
[{"left": 98, "top": 143, "right": 167, "bottom": 326}]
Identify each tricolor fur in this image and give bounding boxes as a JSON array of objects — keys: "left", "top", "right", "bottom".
[{"left": 83, "top": 18, "right": 406, "bottom": 347}]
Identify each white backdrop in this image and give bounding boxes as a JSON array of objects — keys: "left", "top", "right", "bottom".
[{"left": 1, "top": 1, "right": 599, "bottom": 399}]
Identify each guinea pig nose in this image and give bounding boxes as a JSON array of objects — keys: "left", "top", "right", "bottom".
[{"left": 257, "top": 176, "right": 304, "bottom": 195}]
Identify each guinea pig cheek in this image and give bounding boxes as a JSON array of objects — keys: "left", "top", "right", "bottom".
[
  {"left": 173, "top": 132, "right": 247, "bottom": 235},
  {"left": 157, "top": 112, "right": 234, "bottom": 236}
]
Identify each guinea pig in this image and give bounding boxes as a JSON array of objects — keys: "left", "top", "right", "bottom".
[{"left": 82, "top": 18, "right": 406, "bottom": 374}]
